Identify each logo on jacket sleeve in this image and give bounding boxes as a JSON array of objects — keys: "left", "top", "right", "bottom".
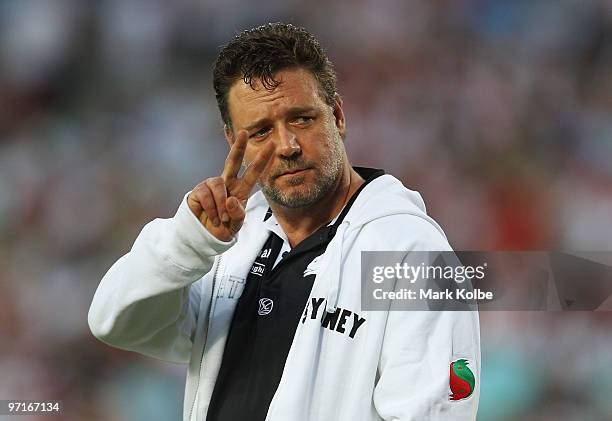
[{"left": 449, "top": 359, "right": 475, "bottom": 400}]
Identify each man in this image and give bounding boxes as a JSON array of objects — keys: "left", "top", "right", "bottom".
[{"left": 88, "top": 23, "right": 480, "bottom": 421}]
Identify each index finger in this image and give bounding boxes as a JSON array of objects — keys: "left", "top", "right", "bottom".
[
  {"left": 222, "top": 130, "right": 248, "bottom": 181},
  {"left": 239, "top": 141, "right": 275, "bottom": 195}
]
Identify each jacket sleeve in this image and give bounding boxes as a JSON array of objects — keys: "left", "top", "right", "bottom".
[
  {"left": 374, "top": 310, "right": 480, "bottom": 420},
  {"left": 88, "top": 194, "right": 236, "bottom": 363},
  {"left": 369, "top": 215, "right": 481, "bottom": 420}
]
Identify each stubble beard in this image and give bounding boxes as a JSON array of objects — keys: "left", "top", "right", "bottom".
[{"left": 259, "top": 133, "right": 345, "bottom": 209}]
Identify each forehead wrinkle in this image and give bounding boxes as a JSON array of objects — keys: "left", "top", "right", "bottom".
[{"left": 228, "top": 69, "right": 324, "bottom": 129}]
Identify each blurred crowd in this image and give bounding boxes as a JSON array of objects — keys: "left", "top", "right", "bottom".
[{"left": 1, "top": 0, "right": 611, "bottom": 420}]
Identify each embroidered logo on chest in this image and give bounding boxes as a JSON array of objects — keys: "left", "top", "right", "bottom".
[{"left": 258, "top": 298, "right": 274, "bottom": 315}]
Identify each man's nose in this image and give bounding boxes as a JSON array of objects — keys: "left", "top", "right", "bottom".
[{"left": 277, "top": 125, "right": 301, "bottom": 159}]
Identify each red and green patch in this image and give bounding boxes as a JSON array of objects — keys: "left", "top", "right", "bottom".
[{"left": 449, "top": 359, "right": 475, "bottom": 401}]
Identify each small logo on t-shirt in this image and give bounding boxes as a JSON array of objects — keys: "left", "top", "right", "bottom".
[
  {"left": 250, "top": 262, "right": 265, "bottom": 276},
  {"left": 303, "top": 254, "right": 324, "bottom": 277},
  {"left": 258, "top": 298, "right": 274, "bottom": 315}
]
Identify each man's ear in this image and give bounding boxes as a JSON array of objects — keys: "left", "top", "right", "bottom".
[
  {"left": 224, "top": 124, "right": 234, "bottom": 147},
  {"left": 333, "top": 93, "right": 347, "bottom": 140}
]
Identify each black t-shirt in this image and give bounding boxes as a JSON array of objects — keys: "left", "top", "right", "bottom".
[{"left": 206, "top": 167, "right": 384, "bottom": 421}]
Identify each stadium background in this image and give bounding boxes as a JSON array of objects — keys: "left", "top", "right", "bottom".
[{"left": 1, "top": 0, "right": 611, "bottom": 419}]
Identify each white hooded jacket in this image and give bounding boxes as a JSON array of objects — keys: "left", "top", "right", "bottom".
[{"left": 88, "top": 172, "right": 480, "bottom": 421}]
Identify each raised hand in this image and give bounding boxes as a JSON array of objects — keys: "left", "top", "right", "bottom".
[{"left": 187, "top": 130, "right": 274, "bottom": 241}]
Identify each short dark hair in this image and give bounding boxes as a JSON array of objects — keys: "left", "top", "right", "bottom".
[{"left": 213, "top": 22, "right": 337, "bottom": 128}]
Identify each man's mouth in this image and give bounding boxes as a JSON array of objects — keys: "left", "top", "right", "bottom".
[{"left": 277, "top": 167, "right": 310, "bottom": 178}]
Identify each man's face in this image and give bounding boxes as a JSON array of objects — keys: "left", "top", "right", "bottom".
[{"left": 225, "top": 67, "right": 347, "bottom": 208}]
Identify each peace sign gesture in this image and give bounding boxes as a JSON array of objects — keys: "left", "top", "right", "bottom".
[{"left": 188, "top": 130, "right": 274, "bottom": 241}]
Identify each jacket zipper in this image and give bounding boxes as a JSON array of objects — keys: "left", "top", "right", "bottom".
[{"left": 188, "top": 254, "right": 223, "bottom": 421}]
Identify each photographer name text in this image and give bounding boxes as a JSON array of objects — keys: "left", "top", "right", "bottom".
[{"left": 372, "top": 288, "right": 493, "bottom": 301}]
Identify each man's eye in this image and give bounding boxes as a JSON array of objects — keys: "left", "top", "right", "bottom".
[
  {"left": 294, "top": 116, "right": 314, "bottom": 125},
  {"left": 250, "top": 128, "right": 270, "bottom": 139}
]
